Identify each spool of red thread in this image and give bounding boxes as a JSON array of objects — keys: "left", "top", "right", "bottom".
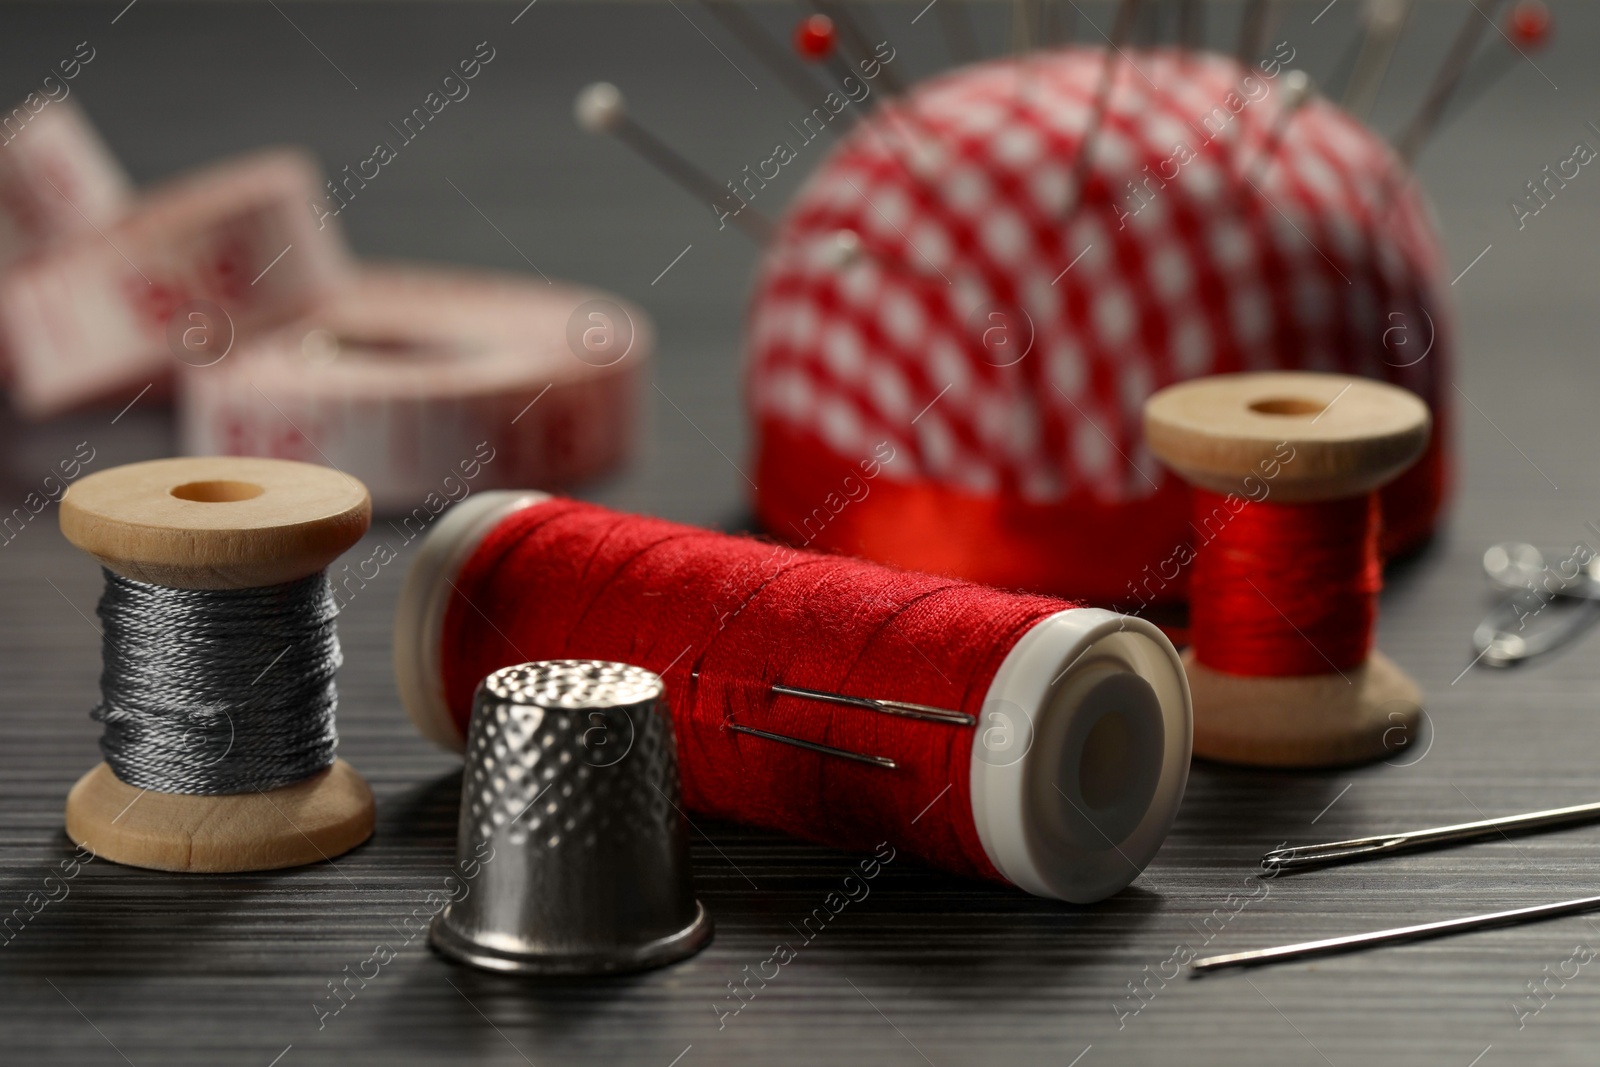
[
  {"left": 1144, "top": 372, "right": 1430, "bottom": 767},
  {"left": 394, "top": 493, "right": 1191, "bottom": 902}
]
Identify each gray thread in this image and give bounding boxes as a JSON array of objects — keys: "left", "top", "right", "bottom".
[{"left": 92, "top": 569, "right": 342, "bottom": 794}]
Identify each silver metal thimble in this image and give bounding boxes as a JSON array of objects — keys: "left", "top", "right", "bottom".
[{"left": 430, "top": 660, "right": 712, "bottom": 974}]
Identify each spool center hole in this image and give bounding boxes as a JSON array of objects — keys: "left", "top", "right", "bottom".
[
  {"left": 1249, "top": 396, "right": 1326, "bottom": 417},
  {"left": 170, "top": 480, "right": 264, "bottom": 503},
  {"left": 1079, "top": 708, "right": 1133, "bottom": 811},
  {"left": 302, "top": 327, "right": 465, "bottom": 365}
]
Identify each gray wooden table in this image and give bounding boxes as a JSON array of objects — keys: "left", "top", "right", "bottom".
[{"left": 5, "top": 2, "right": 1600, "bottom": 1064}]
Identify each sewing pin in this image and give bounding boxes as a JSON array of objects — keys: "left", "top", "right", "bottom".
[
  {"left": 794, "top": 13, "right": 872, "bottom": 112},
  {"left": 808, "top": 0, "right": 905, "bottom": 95},
  {"left": 1191, "top": 895, "right": 1600, "bottom": 976},
  {"left": 1428, "top": 1, "right": 1555, "bottom": 143},
  {"left": 1234, "top": 0, "right": 1278, "bottom": 65},
  {"left": 1010, "top": 0, "right": 1037, "bottom": 54},
  {"left": 936, "top": 1, "right": 981, "bottom": 64},
  {"left": 1068, "top": 0, "right": 1141, "bottom": 207},
  {"left": 700, "top": 0, "right": 840, "bottom": 114},
  {"left": 1394, "top": 0, "right": 1508, "bottom": 165},
  {"left": 574, "top": 82, "right": 776, "bottom": 244},
  {"left": 825, "top": 229, "right": 863, "bottom": 269},
  {"left": 1341, "top": 0, "right": 1413, "bottom": 120},
  {"left": 1178, "top": 0, "right": 1203, "bottom": 50},
  {"left": 787, "top": 9, "right": 945, "bottom": 197},
  {"left": 1262, "top": 799, "right": 1600, "bottom": 873},
  {"left": 1245, "top": 69, "right": 1314, "bottom": 185}
]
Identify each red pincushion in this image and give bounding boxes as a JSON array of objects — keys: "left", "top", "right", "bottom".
[{"left": 745, "top": 48, "right": 1452, "bottom": 605}]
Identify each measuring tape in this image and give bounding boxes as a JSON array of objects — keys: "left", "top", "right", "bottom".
[
  {"left": 2, "top": 147, "right": 350, "bottom": 418},
  {"left": 0, "top": 99, "right": 130, "bottom": 271},
  {"left": 179, "top": 264, "right": 649, "bottom": 512}
]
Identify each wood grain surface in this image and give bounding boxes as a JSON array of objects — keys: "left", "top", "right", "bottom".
[{"left": 5, "top": 3, "right": 1600, "bottom": 1065}]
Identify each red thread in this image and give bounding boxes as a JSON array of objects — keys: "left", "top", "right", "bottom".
[
  {"left": 1188, "top": 490, "right": 1381, "bottom": 677},
  {"left": 439, "top": 498, "right": 1075, "bottom": 884},
  {"left": 754, "top": 415, "right": 1449, "bottom": 607}
]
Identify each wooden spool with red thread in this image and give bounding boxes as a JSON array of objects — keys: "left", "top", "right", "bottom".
[{"left": 1144, "top": 372, "right": 1430, "bottom": 767}]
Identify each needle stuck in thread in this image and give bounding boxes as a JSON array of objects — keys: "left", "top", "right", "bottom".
[{"left": 722, "top": 679, "right": 974, "bottom": 768}]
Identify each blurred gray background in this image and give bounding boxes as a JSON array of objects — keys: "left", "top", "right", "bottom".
[{"left": 4, "top": 2, "right": 1600, "bottom": 1065}]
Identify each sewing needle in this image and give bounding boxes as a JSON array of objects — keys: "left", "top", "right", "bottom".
[
  {"left": 1261, "top": 799, "right": 1600, "bottom": 872},
  {"left": 1192, "top": 895, "right": 1600, "bottom": 976}
]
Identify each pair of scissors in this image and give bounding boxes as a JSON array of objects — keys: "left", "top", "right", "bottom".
[{"left": 1470, "top": 542, "right": 1600, "bottom": 667}]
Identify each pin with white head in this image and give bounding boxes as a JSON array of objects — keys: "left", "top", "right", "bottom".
[
  {"left": 824, "top": 229, "right": 863, "bottom": 270},
  {"left": 574, "top": 82, "right": 775, "bottom": 244},
  {"left": 1246, "top": 70, "right": 1315, "bottom": 185},
  {"left": 1342, "top": 0, "right": 1413, "bottom": 120}
]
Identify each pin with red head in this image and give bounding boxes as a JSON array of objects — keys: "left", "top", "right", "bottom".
[
  {"left": 793, "top": 15, "right": 837, "bottom": 62},
  {"left": 1508, "top": 1, "right": 1552, "bottom": 51}
]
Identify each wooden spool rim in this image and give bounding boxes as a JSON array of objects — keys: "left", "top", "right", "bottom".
[
  {"left": 1143, "top": 371, "right": 1431, "bottom": 502},
  {"left": 66, "top": 760, "right": 375, "bottom": 873},
  {"left": 1183, "top": 650, "right": 1423, "bottom": 768},
  {"left": 60, "top": 456, "right": 371, "bottom": 589}
]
